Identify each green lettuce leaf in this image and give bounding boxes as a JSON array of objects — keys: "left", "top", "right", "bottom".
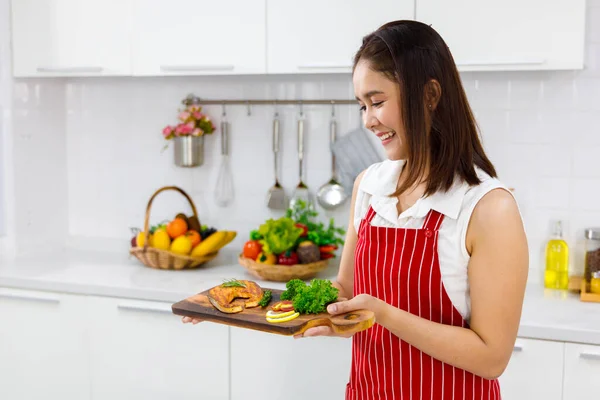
[{"left": 258, "top": 217, "right": 303, "bottom": 255}]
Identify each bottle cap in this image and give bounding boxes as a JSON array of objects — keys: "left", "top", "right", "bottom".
[
  {"left": 553, "top": 220, "right": 564, "bottom": 238},
  {"left": 585, "top": 228, "right": 600, "bottom": 241}
]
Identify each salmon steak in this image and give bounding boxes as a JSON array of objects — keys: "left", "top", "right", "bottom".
[{"left": 207, "top": 280, "right": 263, "bottom": 314}]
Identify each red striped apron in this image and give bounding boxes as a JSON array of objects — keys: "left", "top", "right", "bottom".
[{"left": 346, "top": 205, "right": 501, "bottom": 399}]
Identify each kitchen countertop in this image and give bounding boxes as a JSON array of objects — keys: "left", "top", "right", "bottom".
[{"left": 1, "top": 248, "right": 599, "bottom": 346}]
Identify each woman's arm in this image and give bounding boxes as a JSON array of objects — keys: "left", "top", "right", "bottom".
[
  {"left": 331, "top": 170, "right": 365, "bottom": 300},
  {"left": 328, "top": 188, "right": 529, "bottom": 379}
]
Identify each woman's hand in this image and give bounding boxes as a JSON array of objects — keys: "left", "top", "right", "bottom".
[
  {"left": 181, "top": 316, "right": 202, "bottom": 324},
  {"left": 294, "top": 294, "right": 380, "bottom": 339}
]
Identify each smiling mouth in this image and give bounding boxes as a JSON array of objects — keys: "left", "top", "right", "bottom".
[{"left": 378, "top": 131, "right": 396, "bottom": 141}]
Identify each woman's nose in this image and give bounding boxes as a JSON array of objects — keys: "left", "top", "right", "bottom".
[{"left": 363, "top": 109, "right": 378, "bottom": 131}]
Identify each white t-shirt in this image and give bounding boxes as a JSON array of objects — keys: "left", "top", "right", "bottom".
[{"left": 354, "top": 159, "right": 511, "bottom": 322}]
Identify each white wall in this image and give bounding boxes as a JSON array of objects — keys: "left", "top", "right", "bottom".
[{"left": 2, "top": 0, "right": 600, "bottom": 278}]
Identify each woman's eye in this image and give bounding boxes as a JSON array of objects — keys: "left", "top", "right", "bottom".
[
  {"left": 359, "top": 105, "right": 366, "bottom": 112},
  {"left": 372, "top": 101, "right": 384, "bottom": 108}
]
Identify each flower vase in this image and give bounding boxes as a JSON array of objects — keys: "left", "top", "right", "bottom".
[{"left": 174, "top": 135, "right": 204, "bottom": 167}]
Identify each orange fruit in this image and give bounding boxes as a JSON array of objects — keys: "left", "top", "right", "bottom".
[
  {"left": 186, "top": 230, "right": 201, "bottom": 247},
  {"left": 167, "top": 217, "right": 188, "bottom": 239}
]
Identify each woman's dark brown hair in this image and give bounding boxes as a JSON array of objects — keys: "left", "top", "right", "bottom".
[{"left": 353, "top": 20, "right": 497, "bottom": 197}]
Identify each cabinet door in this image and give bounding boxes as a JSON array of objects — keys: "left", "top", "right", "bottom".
[
  {"left": 498, "top": 338, "right": 564, "bottom": 400},
  {"left": 230, "top": 327, "right": 352, "bottom": 400},
  {"left": 563, "top": 343, "right": 600, "bottom": 400},
  {"left": 132, "top": 0, "right": 266, "bottom": 76},
  {"left": 416, "top": 0, "right": 585, "bottom": 71},
  {"left": 0, "top": 288, "right": 90, "bottom": 400},
  {"left": 266, "top": 0, "right": 415, "bottom": 74},
  {"left": 10, "top": 0, "right": 132, "bottom": 77},
  {"left": 87, "top": 297, "right": 229, "bottom": 400}
]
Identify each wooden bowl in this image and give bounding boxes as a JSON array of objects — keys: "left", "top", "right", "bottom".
[{"left": 238, "top": 255, "right": 329, "bottom": 282}]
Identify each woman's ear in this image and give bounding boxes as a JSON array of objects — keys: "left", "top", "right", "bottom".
[{"left": 424, "top": 79, "right": 442, "bottom": 111}]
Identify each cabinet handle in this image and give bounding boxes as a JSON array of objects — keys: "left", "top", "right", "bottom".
[
  {"left": 36, "top": 66, "right": 104, "bottom": 73},
  {"left": 160, "top": 65, "right": 235, "bottom": 72},
  {"left": 579, "top": 352, "right": 600, "bottom": 361},
  {"left": 0, "top": 292, "right": 60, "bottom": 304},
  {"left": 117, "top": 302, "right": 174, "bottom": 315},
  {"left": 512, "top": 345, "right": 524, "bottom": 352},
  {"left": 457, "top": 59, "right": 545, "bottom": 67},
  {"left": 297, "top": 64, "right": 352, "bottom": 71}
]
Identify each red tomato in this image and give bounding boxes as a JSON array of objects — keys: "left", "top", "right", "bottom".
[
  {"left": 279, "top": 304, "right": 294, "bottom": 312},
  {"left": 243, "top": 240, "right": 262, "bottom": 260}
]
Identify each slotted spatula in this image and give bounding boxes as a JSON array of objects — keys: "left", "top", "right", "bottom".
[
  {"left": 266, "top": 111, "right": 287, "bottom": 209},
  {"left": 289, "top": 111, "right": 312, "bottom": 209}
]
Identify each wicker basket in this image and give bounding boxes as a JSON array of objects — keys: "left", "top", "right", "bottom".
[
  {"left": 129, "top": 186, "right": 218, "bottom": 270},
  {"left": 238, "top": 255, "right": 329, "bottom": 282}
]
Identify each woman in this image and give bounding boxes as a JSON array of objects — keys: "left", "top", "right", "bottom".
[{"left": 185, "top": 20, "right": 529, "bottom": 400}]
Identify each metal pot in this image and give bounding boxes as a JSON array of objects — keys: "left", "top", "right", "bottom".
[{"left": 174, "top": 135, "right": 204, "bottom": 167}]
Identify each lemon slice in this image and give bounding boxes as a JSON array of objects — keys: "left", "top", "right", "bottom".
[
  {"left": 266, "top": 310, "right": 295, "bottom": 319},
  {"left": 267, "top": 312, "right": 300, "bottom": 323}
]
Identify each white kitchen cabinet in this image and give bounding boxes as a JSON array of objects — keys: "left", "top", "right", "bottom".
[
  {"left": 563, "top": 343, "right": 600, "bottom": 400},
  {"left": 416, "top": 0, "right": 586, "bottom": 71},
  {"left": 266, "top": 0, "right": 415, "bottom": 74},
  {"left": 0, "top": 288, "right": 91, "bottom": 400},
  {"left": 10, "top": 0, "right": 132, "bottom": 77},
  {"left": 498, "top": 338, "right": 564, "bottom": 400},
  {"left": 230, "top": 327, "right": 352, "bottom": 400},
  {"left": 87, "top": 296, "right": 229, "bottom": 400},
  {"left": 132, "top": 0, "right": 266, "bottom": 76}
]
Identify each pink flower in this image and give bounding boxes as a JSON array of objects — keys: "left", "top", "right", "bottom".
[
  {"left": 175, "top": 123, "right": 193, "bottom": 136},
  {"left": 162, "top": 125, "right": 174, "bottom": 139},
  {"left": 192, "top": 111, "right": 203, "bottom": 120},
  {"left": 192, "top": 128, "right": 203, "bottom": 137},
  {"left": 186, "top": 121, "right": 195, "bottom": 130},
  {"left": 178, "top": 111, "right": 191, "bottom": 122}
]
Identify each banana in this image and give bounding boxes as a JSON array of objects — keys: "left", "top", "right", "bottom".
[
  {"left": 190, "top": 230, "right": 238, "bottom": 257},
  {"left": 191, "top": 231, "right": 227, "bottom": 257},
  {"left": 214, "top": 231, "right": 237, "bottom": 251}
]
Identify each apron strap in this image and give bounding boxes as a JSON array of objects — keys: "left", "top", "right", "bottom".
[
  {"left": 422, "top": 209, "right": 444, "bottom": 231},
  {"left": 364, "top": 205, "right": 377, "bottom": 223}
]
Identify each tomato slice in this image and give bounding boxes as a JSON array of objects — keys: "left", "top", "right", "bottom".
[{"left": 271, "top": 300, "right": 293, "bottom": 312}]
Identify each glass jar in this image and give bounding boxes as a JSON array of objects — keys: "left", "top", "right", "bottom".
[{"left": 584, "top": 228, "right": 600, "bottom": 293}]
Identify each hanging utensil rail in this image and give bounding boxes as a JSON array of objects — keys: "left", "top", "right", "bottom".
[{"left": 182, "top": 94, "right": 357, "bottom": 106}]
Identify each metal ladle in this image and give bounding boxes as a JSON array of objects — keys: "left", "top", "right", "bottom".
[{"left": 316, "top": 103, "right": 348, "bottom": 210}]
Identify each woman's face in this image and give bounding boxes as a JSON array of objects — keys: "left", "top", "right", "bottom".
[{"left": 353, "top": 60, "right": 406, "bottom": 161}]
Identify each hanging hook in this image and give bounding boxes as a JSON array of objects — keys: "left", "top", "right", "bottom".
[
  {"left": 182, "top": 93, "right": 200, "bottom": 107},
  {"left": 221, "top": 102, "right": 227, "bottom": 118},
  {"left": 274, "top": 99, "right": 279, "bottom": 118},
  {"left": 298, "top": 101, "right": 304, "bottom": 118},
  {"left": 331, "top": 100, "right": 336, "bottom": 118},
  {"left": 246, "top": 101, "right": 251, "bottom": 116}
]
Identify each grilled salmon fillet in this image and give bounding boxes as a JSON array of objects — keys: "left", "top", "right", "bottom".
[{"left": 208, "top": 280, "right": 263, "bottom": 314}]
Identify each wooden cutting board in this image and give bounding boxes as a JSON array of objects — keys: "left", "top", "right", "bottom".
[{"left": 171, "top": 289, "right": 375, "bottom": 336}]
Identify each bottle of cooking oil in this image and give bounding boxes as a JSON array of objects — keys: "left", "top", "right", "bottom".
[{"left": 544, "top": 220, "right": 569, "bottom": 290}]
